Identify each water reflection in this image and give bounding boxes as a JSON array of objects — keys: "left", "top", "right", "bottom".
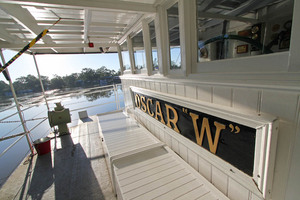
[
  {"left": 84, "top": 90, "right": 113, "bottom": 101},
  {"left": 0, "top": 85, "right": 124, "bottom": 186}
]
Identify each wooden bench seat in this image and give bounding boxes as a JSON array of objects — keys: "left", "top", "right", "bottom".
[{"left": 98, "top": 111, "right": 228, "bottom": 200}]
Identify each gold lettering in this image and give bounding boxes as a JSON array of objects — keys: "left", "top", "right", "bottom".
[
  {"left": 135, "top": 94, "right": 141, "bottom": 108},
  {"left": 155, "top": 101, "right": 165, "bottom": 124},
  {"left": 190, "top": 112, "right": 225, "bottom": 154},
  {"left": 147, "top": 98, "right": 154, "bottom": 117},
  {"left": 165, "top": 104, "right": 179, "bottom": 133},
  {"left": 141, "top": 96, "right": 147, "bottom": 112}
]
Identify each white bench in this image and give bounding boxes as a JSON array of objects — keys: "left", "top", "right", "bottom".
[{"left": 98, "top": 111, "right": 228, "bottom": 200}]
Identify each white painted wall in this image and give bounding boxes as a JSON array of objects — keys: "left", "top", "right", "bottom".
[
  {"left": 121, "top": 76, "right": 300, "bottom": 200},
  {"left": 118, "top": 0, "right": 299, "bottom": 199}
]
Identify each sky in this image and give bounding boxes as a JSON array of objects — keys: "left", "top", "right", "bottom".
[{"left": 0, "top": 49, "right": 120, "bottom": 82}]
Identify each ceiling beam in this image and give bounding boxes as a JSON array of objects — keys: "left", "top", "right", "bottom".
[
  {"left": 89, "top": 32, "right": 120, "bottom": 36},
  {"left": 0, "top": 0, "right": 156, "bottom": 13},
  {"left": 0, "top": 42, "right": 118, "bottom": 49},
  {"left": 84, "top": 9, "right": 91, "bottom": 43},
  {"left": 83, "top": 9, "right": 91, "bottom": 53},
  {"left": 90, "top": 22, "right": 127, "bottom": 28},
  {"left": 198, "top": 11, "right": 258, "bottom": 24},
  {"left": 0, "top": 25, "right": 24, "bottom": 43},
  {"left": 0, "top": 3, "right": 54, "bottom": 44},
  {"left": 37, "top": 20, "right": 84, "bottom": 26}
]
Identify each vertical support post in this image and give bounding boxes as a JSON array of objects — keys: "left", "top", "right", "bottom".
[
  {"left": 117, "top": 44, "right": 124, "bottom": 75},
  {"left": 0, "top": 49, "right": 34, "bottom": 155},
  {"left": 156, "top": 6, "right": 168, "bottom": 76},
  {"left": 32, "top": 53, "right": 50, "bottom": 111},
  {"left": 178, "top": 0, "right": 197, "bottom": 76},
  {"left": 127, "top": 36, "right": 135, "bottom": 74},
  {"left": 288, "top": 0, "right": 300, "bottom": 71},
  {"left": 115, "top": 84, "right": 120, "bottom": 109},
  {"left": 142, "top": 19, "right": 152, "bottom": 76},
  {"left": 113, "top": 84, "right": 119, "bottom": 110}
]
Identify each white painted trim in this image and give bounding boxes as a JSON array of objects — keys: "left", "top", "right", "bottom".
[
  {"left": 142, "top": 19, "right": 152, "bottom": 76},
  {"left": 195, "top": 52, "right": 289, "bottom": 73},
  {"left": 127, "top": 36, "right": 135, "bottom": 74},
  {"left": 120, "top": 74, "right": 300, "bottom": 92},
  {"left": 1, "top": 0, "right": 157, "bottom": 13},
  {"left": 166, "top": 1, "right": 186, "bottom": 76},
  {"left": 1, "top": 43, "right": 119, "bottom": 49},
  {"left": 288, "top": 0, "right": 300, "bottom": 71},
  {"left": 116, "top": 44, "right": 124, "bottom": 75},
  {"left": 156, "top": 5, "right": 168, "bottom": 76},
  {"left": 178, "top": 0, "right": 196, "bottom": 76}
]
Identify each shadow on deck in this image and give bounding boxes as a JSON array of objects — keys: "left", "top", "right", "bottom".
[{"left": 0, "top": 116, "right": 116, "bottom": 200}]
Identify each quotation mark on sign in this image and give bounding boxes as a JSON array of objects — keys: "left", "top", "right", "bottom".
[
  {"left": 182, "top": 108, "right": 188, "bottom": 114},
  {"left": 229, "top": 124, "right": 240, "bottom": 134}
]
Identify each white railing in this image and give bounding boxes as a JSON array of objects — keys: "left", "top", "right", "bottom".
[{"left": 0, "top": 83, "right": 123, "bottom": 158}]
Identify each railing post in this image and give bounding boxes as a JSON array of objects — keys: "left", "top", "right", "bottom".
[
  {"left": 113, "top": 84, "right": 119, "bottom": 110},
  {"left": 32, "top": 53, "right": 50, "bottom": 111},
  {"left": 0, "top": 49, "right": 34, "bottom": 155}
]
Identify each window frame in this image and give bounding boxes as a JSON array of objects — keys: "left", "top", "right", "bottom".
[{"left": 191, "top": 0, "right": 299, "bottom": 76}]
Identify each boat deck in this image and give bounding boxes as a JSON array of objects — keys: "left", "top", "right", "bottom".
[{"left": 0, "top": 115, "right": 116, "bottom": 200}]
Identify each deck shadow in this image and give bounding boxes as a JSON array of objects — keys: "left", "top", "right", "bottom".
[
  {"left": 27, "top": 134, "right": 105, "bottom": 200},
  {"left": 27, "top": 153, "right": 53, "bottom": 200}
]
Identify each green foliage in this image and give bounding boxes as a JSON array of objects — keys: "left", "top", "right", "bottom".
[
  {"left": 0, "top": 80, "right": 10, "bottom": 96},
  {"left": 0, "top": 66, "right": 120, "bottom": 96}
]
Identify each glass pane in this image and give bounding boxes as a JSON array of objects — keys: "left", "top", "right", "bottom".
[
  {"left": 167, "top": 3, "right": 181, "bottom": 69},
  {"left": 134, "top": 50, "right": 146, "bottom": 70},
  {"left": 132, "top": 31, "right": 146, "bottom": 72},
  {"left": 121, "top": 41, "right": 131, "bottom": 70},
  {"left": 149, "top": 20, "right": 159, "bottom": 71},
  {"left": 196, "top": 0, "right": 293, "bottom": 62}
]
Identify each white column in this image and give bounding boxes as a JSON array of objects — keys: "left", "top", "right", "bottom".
[
  {"left": 178, "top": 0, "right": 197, "bottom": 76},
  {"left": 288, "top": 0, "right": 300, "bottom": 71},
  {"left": 127, "top": 36, "right": 135, "bottom": 74},
  {"left": 142, "top": 19, "right": 152, "bottom": 76},
  {"left": 156, "top": 6, "right": 169, "bottom": 76},
  {"left": 117, "top": 44, "right": 124, "bottom": 75}
]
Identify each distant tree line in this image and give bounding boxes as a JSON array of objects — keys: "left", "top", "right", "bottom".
[{"left": 0, "top": 66, "right": 120, "bottom": 96}]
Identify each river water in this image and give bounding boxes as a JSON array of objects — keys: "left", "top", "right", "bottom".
[{"left": 0, "top": 85, "right": 124, "bottom": 186}]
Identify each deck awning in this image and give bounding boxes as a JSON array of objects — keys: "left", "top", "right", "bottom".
[{"left": 0, "top": 0, "right": 157, "bottom": 54}]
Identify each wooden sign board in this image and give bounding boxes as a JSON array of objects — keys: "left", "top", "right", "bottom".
[{"left": 133, "top": 91, "right": 256, "bottom": 176}]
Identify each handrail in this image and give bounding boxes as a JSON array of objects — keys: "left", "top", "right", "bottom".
[
  {"left": 0, "top": 84, "right": 124, "bottom": 160},
  {"left": 0, "top": 132, "right": 26, "bottom": 142},
  {"left": 0, "top": 134, "right": 26, "bottom": 158},
  {"left": 70, "top": 101, "right": 117, "bottom": 112},
  {"left": 0, "top": 105, "right": 36, "bottom": 122}
]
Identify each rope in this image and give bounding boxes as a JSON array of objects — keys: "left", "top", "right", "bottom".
[
  {"left": 0, "top": 118, "right": 47, "bottom": 142},
  {"left": 0, "top": 134, "right": 26, "bottom": 158},
  {"left": 0, "top": 117, "right": 47, "bottom": 123},
  {"left": 29, "top": 118, "right": 48, "bottom": 132},
  {"left": 1, "top": 123, "right": 23, "bottom": 139},
  {"left": 0, "top": 132, "right": 26, "bottom": 142}
]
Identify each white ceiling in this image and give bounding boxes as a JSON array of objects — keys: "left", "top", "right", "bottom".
[{"left": 0, "top": 0, "right": 159, "bottom": 54}]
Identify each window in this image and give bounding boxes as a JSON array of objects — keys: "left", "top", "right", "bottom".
[
  {"left": 196, "top": 0, "right": 293, "bottom": 62},
  {"left": 149, "top": 20, "right": 159, "bottom": 72},
  {"left": 132, "top": 31, "right": 146, "bottom": 72},
  {"left": 121, "top": 41, "right": 131, "bottom": 71},
  {"left": 167, "top": 3, "right": 181, "bottom": 69}
]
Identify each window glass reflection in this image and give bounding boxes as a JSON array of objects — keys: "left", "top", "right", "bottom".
[
  {"left": 132, "top": 31, "right": 146, "bottom": 72},
  {"left": 121, "top": 41, "right": 131, "bottom": 70},
  {"left": 167, "top": 3, "right": 181, "bottom": 69},
  {"left": 196, "top": 0, "right": 293, "bottom": 62}
]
